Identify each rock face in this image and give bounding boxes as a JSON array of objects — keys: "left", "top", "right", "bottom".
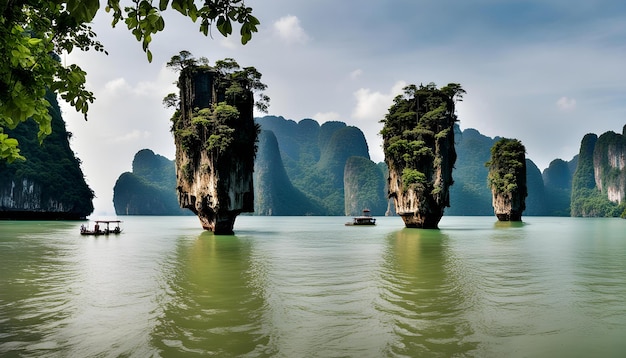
[
  {"left": 571, "top": 127, "right": 626, "bottom": 217},
  {"left": 571, "top": 133, "right": 601, "bottom": 216},
  {"left": 381, "top": 83, "right": 461, "bottom": 228},
  {"left": 172, "top": 66, "right": 257, "bottom": 234},
  {"left": 593, "top": 127, "right": 626, "bottom": 204},
  {"left": 487, "top": 138, "right": 527, "bottom": 221},
  {"left": 0, "top": 92, "right": 93, "bottom": 219}
]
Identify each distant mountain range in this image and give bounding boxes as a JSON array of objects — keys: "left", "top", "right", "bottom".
[{"left": 112, "top": 116, "right": 625, "bottom": 218}]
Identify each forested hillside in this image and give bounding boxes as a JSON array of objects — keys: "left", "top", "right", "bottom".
[
  {"left": 570, "top": 127, "right": 626, "bottom": 217},
  {"left": 0, "top": 92, "right": 94, "bottom": 219},
  {"left": 253, "top": 130, "right": 325, "bottom": 215}
]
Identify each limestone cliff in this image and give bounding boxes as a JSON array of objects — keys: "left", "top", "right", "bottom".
[
  {"left": 381, "top": 83, "right": 462, "bottom": 228},
  {"left": 172, "top": 63, "right": 260, "bottom": 234},
  {"left": 0, "top": 92, "right": 93, "bottom": 219},
  {"left": 487, "top": 138, "right": 527, "bottom": 221},
  {"left": 593, "top": 126, "right": 626, "bottom": 204},
  {"left": 571, "top": 127, "right": 625, "bottom": 217}
]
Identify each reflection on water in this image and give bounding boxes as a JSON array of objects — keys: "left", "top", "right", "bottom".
[
  {"left": 152, "top": 232, "right": 272, "bottom": 357},
  {"left": 377, "top": 228, "right": 478, "bottom": 357},
  {"left": 492, "top": 220, "right": 525, "bottom": 229},
  {"left": 2, "top": 216, "right": 626, "bottom": 357}
]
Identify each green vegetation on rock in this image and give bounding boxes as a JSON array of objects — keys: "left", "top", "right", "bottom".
[
  {"left": 0, "top": 92, "right": 94, "bottom": 218},
  {"left": 487, "top": 138, "right": 527, "bottom": 195},
  {"left": 571, "top": 130, "right": 626, "bottom": 217},
  {"left": 486, "top": 138, "right": 527, "bottom": 221},
  {"left": 571, "top": 134, "right": 613, "bottom": 217},
  {"left": 542, "top": 158, "right": 576, "bottom": 216},
  {"left": 381, "top": 82, "right": 463, "bottom": 228},
  {"left": 447, "top": 127, "right": 494, "bottom": 215}
]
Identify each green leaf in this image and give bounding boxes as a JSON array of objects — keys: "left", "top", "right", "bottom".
[
  {"left": 66, "top": 0, "right": 100, "bottom": 22},
  {"left": 217, "top": 16, "right": 232, "bottom": 36},
  {"left": 171, "top": 0, "right": 186, "bottom": 15},
  {"left": 241, "top": 31, "right": 251, "bottom": 45}
]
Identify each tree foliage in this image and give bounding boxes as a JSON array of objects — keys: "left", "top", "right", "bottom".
[
  {"left": 486, "top": 138, "right": 527, "bottom": 195},
  {"left": 169, "top": 53, "right": 266, "bottom": 167},
  {"left": 1, "top": 0, "right": 259, "bottom": 162},
  {"left": 164, "top": 51, "right": 269, "bottom": 113}
]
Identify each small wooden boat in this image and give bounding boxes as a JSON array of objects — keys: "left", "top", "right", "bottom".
[
  {"left": 80, "top": 220, "right": 123, "bottom": 235},
  {"left": 345, "top": 209, "right": 376, "bottom": 226}
]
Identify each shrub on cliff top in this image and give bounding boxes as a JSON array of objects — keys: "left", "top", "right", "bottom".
[{"left": 486, "top": 138, "right": 527, "bottom": 195}]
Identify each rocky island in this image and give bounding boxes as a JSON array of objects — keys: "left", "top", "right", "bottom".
[
  {"left": 486, "top": 138, "right": 527, "bottom": 221},
  {"left": 167, "top": 54, "right": 268, "bottom": 234},
  {"left": 380, "top": 83, "right": 464, "bottom": 228},
  {"left": 0, "top": 92, "right": 94, "bottom": 219}
]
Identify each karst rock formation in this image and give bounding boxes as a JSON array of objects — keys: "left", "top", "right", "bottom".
[
  {"left": 382, "top": 83, "right": 463, "bottom": 229},
  {"left": 172, "top": 64, "right": 258, "bottom": 234},
  {"left": 487, "top": 138, "right": 527, "bottom": 221}
]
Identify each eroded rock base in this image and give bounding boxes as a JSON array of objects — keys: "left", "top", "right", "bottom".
[
  {"left": 400, "top": 212, "right": 442, "bottom": 229},
  {"left": 496, "top": 212, "right": 522, "bottom": 221},
  {"left": 198, "top": 212, "right": 239, "bottom": 235}
]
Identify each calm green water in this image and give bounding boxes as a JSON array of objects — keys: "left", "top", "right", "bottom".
[{"left": 1, "top": 216, "right": 626, "bottom": 357}]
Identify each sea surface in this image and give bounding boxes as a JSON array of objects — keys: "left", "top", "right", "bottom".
[{"left": 1, "top": 216, "right": 626, "bottom": 357}]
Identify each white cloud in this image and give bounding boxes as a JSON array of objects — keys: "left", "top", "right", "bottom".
[
  {"left": 352, "top": 81, "right": 406, "bottom": 121},
  {"left": 104, "top": 78, "right": 130, "bottom": 92},
  {"left": 219, "top": 36, "right": 238, "bottom": 50},
  {"left": 349, "top": 81, "right": 408, "bottom": 163},
  {"left": 556, "top": 96, "right": 577, "bottom": 111},
  {"left": 114, "top": 129, "right": 152, "bottom": 143},
  {"left": 313, "top": 111, "right": 341, "bottom": 122},
  {"left": 273, "top": 15, "right": 309, "bottom": 44}
]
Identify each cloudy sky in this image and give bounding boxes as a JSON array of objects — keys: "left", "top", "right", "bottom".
[{"left": 60, "top": 0, "right": 626, "bottom": 215}]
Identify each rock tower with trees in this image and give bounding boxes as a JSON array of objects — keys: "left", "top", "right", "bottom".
[
  {"left": 486, "top": 138, "right": 527, "bottom": 221},
  {"left": 165, "top": 52, "right": 268, "bottom": 234},
  {"left": 380, "top": 82, "right": 464, "bottom": 228}
]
